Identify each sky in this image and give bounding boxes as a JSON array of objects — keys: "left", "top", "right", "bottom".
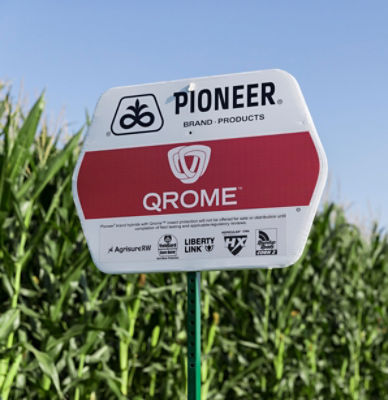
[{"left": 1, "top": 0, "right": 387, "bottom": 228}]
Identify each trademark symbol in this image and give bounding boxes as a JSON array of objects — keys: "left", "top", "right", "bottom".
[
  {"left": 106, "top": 131, "right": 111, "bottom": 136},
  {"left": 238, "top": 186, "right": 243, "bottom": 190},
  {"left": 277, "top": 99, "right": 283, "bottom": 105},
  {"left": 296, "top": 207, "right": 301, "bottom": 212}
]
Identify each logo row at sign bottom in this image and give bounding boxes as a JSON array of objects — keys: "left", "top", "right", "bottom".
[{"left": 101, "top": 228, "right": 282, "bottom": 262}]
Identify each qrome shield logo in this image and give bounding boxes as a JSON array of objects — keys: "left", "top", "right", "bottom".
[{"left": 168, "top": 145, "right": 211, "bottom": 184}]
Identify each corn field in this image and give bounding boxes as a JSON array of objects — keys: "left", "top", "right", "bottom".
[{"left": 0, "top": 84, "right": 388, "bottom": 399}]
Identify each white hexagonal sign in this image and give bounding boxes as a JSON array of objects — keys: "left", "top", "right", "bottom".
[{"left": 73, "top": 69, "right": 327, "bottom": 274}]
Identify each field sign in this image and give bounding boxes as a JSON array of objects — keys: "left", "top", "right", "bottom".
[{"left": 72, "top": 69, "right": 327, "bottom": 274}]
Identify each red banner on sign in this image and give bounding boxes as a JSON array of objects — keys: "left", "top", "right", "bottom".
[{"left": 77, "top": 132, "right": 320, "bottom": 219}]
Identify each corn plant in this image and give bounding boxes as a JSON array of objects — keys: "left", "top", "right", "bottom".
[{"left": 0, "top": 85, "right": 388, "bottom": 399}]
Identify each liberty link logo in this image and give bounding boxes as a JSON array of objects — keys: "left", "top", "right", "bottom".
[
  {"left": 168, "top": 145, "right": 211, "bottom": 184},
  {"left": 111, "top": 94, "right": 164, "bottom": 135}
]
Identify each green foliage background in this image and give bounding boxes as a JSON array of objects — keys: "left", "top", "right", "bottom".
[{"left": 0, "top": 86, "right": 387, "bottom": 399}]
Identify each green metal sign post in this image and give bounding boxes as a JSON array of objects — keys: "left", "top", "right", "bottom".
[{"left": 187, "top": 272, "right": 201, "bottom": 400}]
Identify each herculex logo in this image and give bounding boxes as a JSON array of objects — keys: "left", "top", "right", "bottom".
[
  {"left": 224, "top": 235, "right": 247, "bottom": 256},
  {"left": 168, "top": 145, "right": 211, "bottom": 184},
  {"left": 142, "top": 144, "right": 238, "bottom": 213},
  {"left": 111, "top": 94, "right": 164, "bottom": 135}
]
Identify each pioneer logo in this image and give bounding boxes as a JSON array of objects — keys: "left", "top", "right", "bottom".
[
  {"left": 185, "top": 237, "right": 215, "bottom": 253},
  {"left": 111, "top": 94, "right": 164, "bottom": 135},
  {"left": 173, "top": 82, "right": 276, "bottom": 115},
  {"left": 224, "top": 235, "right": 247, "bottom": 256},
  {"left": 168, "top": 145, "right": 211, "bottom": 184}
]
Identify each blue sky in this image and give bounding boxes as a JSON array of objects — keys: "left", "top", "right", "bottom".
[{"left": 1, "top": 1, "right": 387, "bottom": 228}]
